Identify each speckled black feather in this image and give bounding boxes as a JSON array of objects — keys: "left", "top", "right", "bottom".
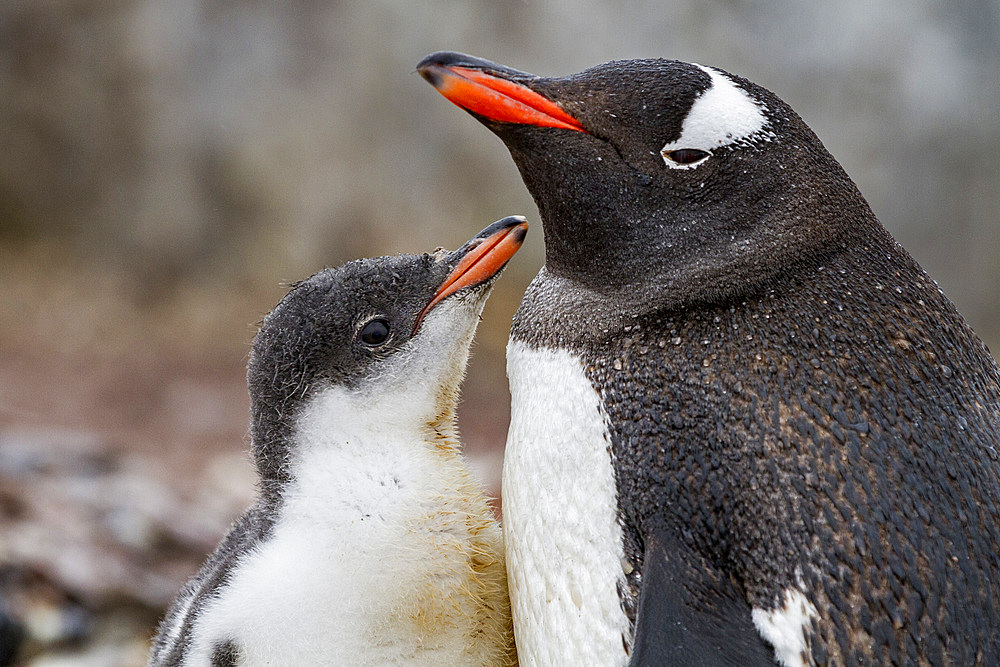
[
  {"left": 577, "top": 236, "right": 1000, "bottom": 664},
  {"left": 423, "top": 53, "right": 1000, "bottom": 663}
]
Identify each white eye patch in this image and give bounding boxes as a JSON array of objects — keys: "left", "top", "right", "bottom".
[{"left": 660, "top": 65, "right": 768, "bottom": 170}]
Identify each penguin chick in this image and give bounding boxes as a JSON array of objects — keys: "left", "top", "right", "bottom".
[{"left": 149, "top": 217, "right": 528, "bottom": 667}]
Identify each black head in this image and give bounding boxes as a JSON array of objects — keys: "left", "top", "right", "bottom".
[
  {"left": 418, "top": 52, "right": 878, "bottom": 314},
  {"left": 247, "top": 216, "right": 528, "bottom": 495}
]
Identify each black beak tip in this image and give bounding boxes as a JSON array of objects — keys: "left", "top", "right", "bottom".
[
  {"left": 487, "top": 215, "right": 529, "bottom": 236},
  {"left": 418, "top": 51, "right": 492, "bottom": 72},
  {"left": 454, "top": 216, "right": 528, "bottom": 256},
  {"left": 417, "top": 51, "right": 532, "bottom": 82},
  {"left": 417, "top": 65, "right": 442, "bottom": 87},
  {"left": 418, "top": 51, "right": 462, "bottom": 71},
  {"left": 512, "top": 224, "right": 528, "bottom": 244}
]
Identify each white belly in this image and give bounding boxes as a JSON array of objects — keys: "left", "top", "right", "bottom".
[
  {"left": 186, "top": 520, "right": 443, "bottom": 666},
  {"left": 503, "top": 340, "right": 631, "bottom": 667},
  {"left": 183, "top": 480, "right": 488, "bottom": 666},
  {"left": 181, "top": 385, "right": 508, "bottom": 666}
]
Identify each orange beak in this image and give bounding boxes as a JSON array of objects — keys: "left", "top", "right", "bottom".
[
  {"left": 414, "top": 217, "right": 529, "bottom": 332},
  {"left": 418, "top": 57, "right": 586, "bottom": 133}
]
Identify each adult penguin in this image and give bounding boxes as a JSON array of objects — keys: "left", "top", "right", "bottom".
[{"left": 418, "top": 52, "right": 1000, "bottom": 666}]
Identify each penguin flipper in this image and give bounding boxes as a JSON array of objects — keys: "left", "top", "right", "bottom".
[{"left": 629, "top": 528, "right": 774, "bottom": 666}]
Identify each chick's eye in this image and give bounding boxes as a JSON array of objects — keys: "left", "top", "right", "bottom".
[
  {"left": 359, "top": 319, "right": 391, "bottom": 346},
  {"left": 662, "top": 148, "right": 711, "bottom": 167}
]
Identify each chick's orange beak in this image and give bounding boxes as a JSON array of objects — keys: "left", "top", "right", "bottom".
[{"left": 414, "top": 217, "right": 529, "bottom": 331}]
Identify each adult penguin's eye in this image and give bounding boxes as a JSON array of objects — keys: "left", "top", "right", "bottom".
[
  {"left": 359, "top": 319, "right": 391, "bottom": 346},
  {"left": 661, "top": 148, "right": 711, "bottom": 167}
]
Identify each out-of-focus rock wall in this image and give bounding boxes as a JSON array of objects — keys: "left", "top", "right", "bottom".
[{"left": 2, "top": 0, "right": 998, "bottom": 335}]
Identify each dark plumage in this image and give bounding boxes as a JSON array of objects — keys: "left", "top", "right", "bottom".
[{"left": 420, "top": 52, "right": 1000, "bottom": 664}]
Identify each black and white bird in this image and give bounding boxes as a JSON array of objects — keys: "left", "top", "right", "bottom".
[
  {"left": 148, "top": 217, "right": 527, "bottom": 666},
  {"left": 419, "top": 52, "right": 1000, "bottom": 666}
]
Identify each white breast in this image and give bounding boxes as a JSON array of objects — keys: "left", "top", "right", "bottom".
[
  {"left": 502, "top": 341, "right": 631, "bottom": 667},
  {"left": 182, "top": 385, "right": 507, "bottom": 666}
]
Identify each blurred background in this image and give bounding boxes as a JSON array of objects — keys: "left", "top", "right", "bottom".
[{"left": 0, "top": 0, "right": 997, "bottom": 664}]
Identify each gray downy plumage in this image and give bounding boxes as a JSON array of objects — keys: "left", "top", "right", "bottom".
[{"left": 149, "top": 217, "right": 525, "bottom": 667}]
